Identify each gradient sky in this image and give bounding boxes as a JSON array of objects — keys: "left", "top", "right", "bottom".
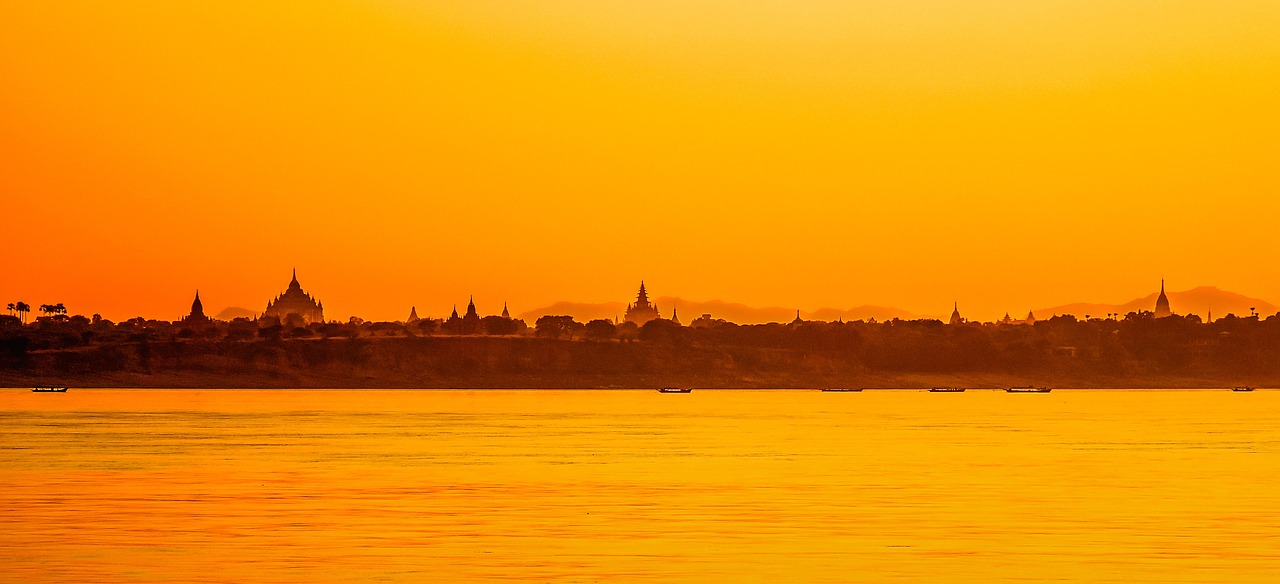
[{"left": 3, "top": 1, "right": 1278, "bottom": 322}]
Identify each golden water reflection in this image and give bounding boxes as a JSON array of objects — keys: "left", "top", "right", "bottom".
[{"left": 2, "top": 389, "right": 1278, "bottom": 582}]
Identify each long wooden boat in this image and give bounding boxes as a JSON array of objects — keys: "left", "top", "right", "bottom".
[
  {"left": 820, "top": 388, "right": 863, "bottom": 393},
  {"left": 928, "top": 387, "right": 965, "bottom": 393},
  {"left": 1232, "top": 386, "right": 1255, "bottom": 392},
  {"left": 657, "top": 387, "right": 692, "bottom": 394},
  {"left": 32, "top": 387, "right": 68, "bottom": 393},
  {"left": 1006, "top": 386, "right": 1052, "bottom": 393}
]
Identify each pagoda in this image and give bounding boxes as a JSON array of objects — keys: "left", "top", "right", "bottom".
[
  {"left": 1154, "top": 280, "right": 1173, "bottom": 318},
  {"left": 263, "top": 269, "right": 325, "bottom": 326},
  {"left": 180, "top": 290, "right": 211, "bottom": 326},
  {"left": 624, "top": 281, "right": 661, "bottom": 325}
]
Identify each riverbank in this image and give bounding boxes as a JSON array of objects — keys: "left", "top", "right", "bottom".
[{"left": 1, "top": 336, "right": 1270, "bottom": 389}]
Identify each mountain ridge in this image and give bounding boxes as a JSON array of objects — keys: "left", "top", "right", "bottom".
[
  {"left": 1034, "top": 286, "right": 1277, "bottom": 320},
  {"left": 518, "top": 287, "right": 1276, "bottom": 324}
]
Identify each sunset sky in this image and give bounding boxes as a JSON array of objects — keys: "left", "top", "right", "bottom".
[{"left": 3, "top": 1, "right": 1277, "bottom": 322}]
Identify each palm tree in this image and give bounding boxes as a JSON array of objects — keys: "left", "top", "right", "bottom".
[
  {"left": 5, "top": 302, "right": 13, "bottom": 316},
  {"left": 54, "top": 303, "right": 66, "bottom": 317},
  {"left": 15, "top": 302, "right": 30, "bottom": 324}
]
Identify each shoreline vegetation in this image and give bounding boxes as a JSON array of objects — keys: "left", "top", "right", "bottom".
[{"left": 3, "top": 311, "right": 1279, "bottom": 389}]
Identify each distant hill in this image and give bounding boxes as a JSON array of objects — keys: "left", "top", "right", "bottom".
[
  {"left": 518, "top": 286, "right": 1276, "bottom": 325},
  {"left": 1035, "top": 286, "right": 1277, "bottom": 320},
  {"left": 517, "top": 301, "right": 628, "bottom": 323},
  {"left": 519, "top": 297, "right": 917, "bottom": 324},
  {"left": 214, "top": 306, "right": 257, "bottom": 320}
]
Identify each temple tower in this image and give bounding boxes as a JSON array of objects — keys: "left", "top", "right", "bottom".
[
  {"left": 181, "top": 290, "right": 210, "bottom": 325},
  {"left": 263, "top": 269, "right": 325, "bottom": 325},
  {"left": 1154, "top": 280, "right": 1173, "bottom": 318},
  {"left": 624, "top": 281, "right": 661, "bottom": 325},
  {"left": 189, "top": 290, "right": 206, "bottom": 320}
]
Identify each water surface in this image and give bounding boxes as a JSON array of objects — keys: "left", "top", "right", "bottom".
[{"left": 2, "top": 389, "right": 1278, "bottom": 582}]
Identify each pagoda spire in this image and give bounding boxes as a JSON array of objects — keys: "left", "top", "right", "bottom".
[
  {"left": 1154, "top": 279, "right": 1172, "bottom": 317},
  {"left": 191, "top": 289, "right": 205, "bottom": 317}
]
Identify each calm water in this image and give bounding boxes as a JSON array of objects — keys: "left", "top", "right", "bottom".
[{"left": 2, "top": 389, "right": 1278, "bottom": 583}]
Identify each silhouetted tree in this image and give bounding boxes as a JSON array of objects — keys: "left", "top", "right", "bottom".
[
  {"left": 225, "top": 319, "right": 257, "bottom": 341},
  {"left": 288, "top": 327, "right": 314, "bottom": 338},
  {"left": 639, "top": 318, "right": 685, "bottom": 344},
  {"left": 258, "top": 325, "right": 283, "bottom": 341},
  {"left": 615, "top": 321, "right": 640, "bottom": 340},
  {"left": 535, "top": 315, "right": 583, "bottom": 340},
  {"left": 482, "top": 315, "right": 519, "bottom": 336},
  {"left": 410, "top": 318, "right": 439, "bottom": 336},
  {"left": 584, "top": 319, "right": 617, "bottom": 341}
]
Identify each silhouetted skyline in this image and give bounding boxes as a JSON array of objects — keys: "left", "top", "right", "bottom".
[{"left": 9, "top": 272, "right": 1279, "bottom": 327}]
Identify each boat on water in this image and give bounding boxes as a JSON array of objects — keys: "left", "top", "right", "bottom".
[
  {"left": 820, "top": 388, "right": 863, "bottom": 393},
  {"left": 1006, "top": 386, "right": 1052, "bottom": 393},
  {"left": 1232, "top": 386, "right": 1255, "bottom": 392},
  {"left": 32, "top": 387, "right": 68, "bottom": 393},
  {"left": 928, "top": 387, "right": 965, "bottom": 393},
  {"left": 657, "top": 387, "right": 693, "bottom": 394}
]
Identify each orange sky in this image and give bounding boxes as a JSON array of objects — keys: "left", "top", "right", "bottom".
[{"left": 2, "top": 1, "right": 1278, "bottom": 322}]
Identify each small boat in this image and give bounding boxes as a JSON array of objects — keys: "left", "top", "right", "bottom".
[
  {"left": 32, "top": 387, "right": 68, "bottom": 393},
  {"left": 1232, "top": 386, "right": 1255, "bottom": 392},
  {"left": 657, "top": 387, "right": 692, "bottom": 394},
  {"left": 929, "top": 387, "right": 965, "bottom": 393},
  {"left": 820, "top": 388, "right": 863, "bottom": 393},
  {"left": 1006, "top": 386, "right": 1052, "bottom": 393}
]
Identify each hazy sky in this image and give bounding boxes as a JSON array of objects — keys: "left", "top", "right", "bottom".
[{"left": 3, "top": 1, "right": 1277, "bottom": 321}]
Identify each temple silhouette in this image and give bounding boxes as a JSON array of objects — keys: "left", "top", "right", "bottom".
[
  {"left": 180, "top": 290, "right": 211, "bottom": 326},
  {"left": 1155, "top": 280, "right": 1173, "bottom": 318},
  {"left": 624, "top": 282, "right": 661, "bottom": 325},
  {"left": 444, "top": 296, "right": 482, "bottom": 334},
  {"left": 263, "top": 269, "right": 325, "bottom": 326}
]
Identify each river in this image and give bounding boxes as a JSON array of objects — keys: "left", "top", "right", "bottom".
[{"left": 2, "top": 389, "right": 1277, "bottom": 582}]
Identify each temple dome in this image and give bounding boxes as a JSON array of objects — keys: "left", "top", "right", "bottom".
[{"left": 263, "top": 269, "right": 324, "bottom": 325}]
